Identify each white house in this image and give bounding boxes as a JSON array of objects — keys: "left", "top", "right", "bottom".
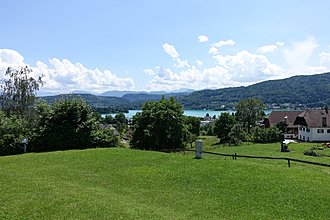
[{"left": 294, "top": 108, "right": 330, "bottom": 142}]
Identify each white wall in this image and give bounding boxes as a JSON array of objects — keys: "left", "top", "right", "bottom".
[{"left": 298, "top": 125, "right": 330, "bottom": 142}]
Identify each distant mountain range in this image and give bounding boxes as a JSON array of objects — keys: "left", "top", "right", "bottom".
[
  {"left": 38, "top": 88, "right": 195, "bottom": 98},
  {"left": 40, "top": 72, "right": 330, "bottom": 112}
]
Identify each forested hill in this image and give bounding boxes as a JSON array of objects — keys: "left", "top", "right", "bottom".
[
  {"left": 40, "top": 94, "right": 131, "bottom": 113},
  {"left": 40, "top": 72, "right": 330, "bottom": 112},
  {"left": 177, "top": 72, "right": 330, "bottom": 109}
]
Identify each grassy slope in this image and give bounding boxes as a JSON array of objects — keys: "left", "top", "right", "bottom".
[
  {"left": 199, "top": 136, "right": 330, "bottom": 164},
  {"left": 0, "top": 147, "right": 330, "bottom": 219}
]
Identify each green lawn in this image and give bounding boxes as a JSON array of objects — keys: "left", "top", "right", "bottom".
[
  {"left": 1, "top": 145, "right": 330, "bottom": 219},
  {"left": 197, "top": 136, "right": 330, "bottom": 165}
]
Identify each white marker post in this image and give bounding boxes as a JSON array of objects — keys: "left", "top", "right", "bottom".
[
  {"left": 22, "top": 138, "right": 28, "bottom": 153},
  {"left": 195, "top": 140, "right": 203, "bottom": 159}
]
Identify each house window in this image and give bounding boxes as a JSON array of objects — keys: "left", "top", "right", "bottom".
[
  {"left": 317, "top": 129, "right": 324, "bottom": 133},
  {"left": 327, "top": 129, "right": 330, "bottom": 133},
  {"left": 299, "top": 127, "right": 302, "bottom": 131},
  {"left": 302, "top": 127, "right": 305, "bottom": 131},
  {"left": 306, "top": 128, "right": 310, "bottom": 132}
]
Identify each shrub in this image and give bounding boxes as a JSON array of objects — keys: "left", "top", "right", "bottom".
[
  {"left": 31, "top": 97, "right": 118, "bottom": 152},
  {"left": 251, "top": 127, "right": 282, "bottom": 143},
  {"left": 303, "top": 146, "right": 323, "bottom": 157},
  {"left": 0, "top": 111, "right": 29, "bottom": 155},
  {"left": 131, "top": 97, "right": 185, "bottom": 151}
]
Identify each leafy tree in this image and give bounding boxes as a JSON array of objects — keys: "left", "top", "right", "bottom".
[
  {"left": 235, "top": 98, "right": 264, "bottom": 133},
  {"left": 228, "top": 123, "right": 248, "bottom": 143},
  {"left": 103, "top": 114, "right": 115, "bottom": 124},
  {"left": 184, "top": 116, "right": 200, "bottom": 136},
  {"left": 0, "top": 110, "right": 29, "bottom": 155},
  {"left": 115, "top": 113, "right": 127, "bottom": 124},
  {"left": 32, "top": 97, "right": 118, "bottom": 152},
  {"left": 0, "top": 66, "right": 43, "bottom": 119},
  {"left": 200, "top": 121, "right": 216, "bottom": 136},
  {"left": 130, "top": 97, "right": 185, "bottom": 151},
  {"left": 214, "top": 112, "right": 235, "bottom": 143},
  {"left": 251, "top": 127, "right": 282, "bottom": 143},
  {"left": 182, "top": 116, "right": 200, "bottom": 148}
]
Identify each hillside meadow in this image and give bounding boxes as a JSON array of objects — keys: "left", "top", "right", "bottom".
[{"left": 1, "top": 142, "right": 330, "bottom": 219}]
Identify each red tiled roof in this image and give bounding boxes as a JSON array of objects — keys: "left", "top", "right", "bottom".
[
  {"left": 295, "top": 109, "right": 330, "bottom": 128},
  {"left": 266, "top": 111, "right": 303, "bottom": 127}
]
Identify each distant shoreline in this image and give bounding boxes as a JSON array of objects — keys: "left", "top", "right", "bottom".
[{"left": 103, "top": 109, "right": 272, "bottom": 118}]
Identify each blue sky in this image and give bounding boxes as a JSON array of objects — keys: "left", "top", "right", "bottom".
[{"left": 1, "top": 0, "right": 330, "bottom": 94}]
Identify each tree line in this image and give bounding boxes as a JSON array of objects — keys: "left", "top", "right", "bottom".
[
  {"left": 0, "top": 66, "right": 285, "bottom": 156},
  {"left": 0, "top": 67, "right": 118, "bottom": 156}
]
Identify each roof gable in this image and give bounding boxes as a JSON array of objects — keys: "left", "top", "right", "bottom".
[
  {"left": 266, "top": 111, "right": 303, "bottom": 127},
  {"left": 294, "top": 109, "right": 330, "bottom": 128}
]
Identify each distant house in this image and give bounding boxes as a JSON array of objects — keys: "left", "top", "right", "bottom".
[
  {"left": 294, "top": 108, "right": 330, "bottom": 142},
  {"left": 100, "top": 124, "right": 121, "bottom": 136},
  {"left": 201, "top": 113, "right": 213, "bottom": 126},
  {"left": 264, "top": 110, "right": 303, "bottom": 139}
]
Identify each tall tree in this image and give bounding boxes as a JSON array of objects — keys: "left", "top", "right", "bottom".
[
  {"left": 0, "top": 66, "right": 43, "bottom": 118},
  {"left": 131, "top": 97, "right": 185, "bottom": 151},
  {"left": 235, "top": 98, "right": 264, "bottom": 133},
  {"left": 214, "top": 112, "right": 235, "bottom": 143}
]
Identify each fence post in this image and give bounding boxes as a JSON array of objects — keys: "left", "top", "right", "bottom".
[
  {"left": 288, "top": 159, "right": 291, "bottom": 168},
  {"left": 195, "top": 140, "right": 203, "bottom": 159},
  {"left": 235, "top": 153, "right": 237, "bottom": 160}
]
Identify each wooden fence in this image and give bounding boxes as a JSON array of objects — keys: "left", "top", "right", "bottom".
[{"left": 185, "top": 149, "right": 330, "bottom": 168}]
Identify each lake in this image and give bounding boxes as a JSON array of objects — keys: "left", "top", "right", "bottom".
[{"left": 106, "top": 109, "right": 272, "bottom": 118}]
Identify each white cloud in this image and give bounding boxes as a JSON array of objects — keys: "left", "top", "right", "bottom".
[
  {"left": 146, "top": 47, "right": 283, "bottom": 91},
  {"left": 257, "top": 41, "right": 285, "bottom": 53},
  {"left": 196, "top": 60, "right": 203, "bottom": 66},
  {"left": 283, "top": 37, "right": 319, "bottom": 67},
  {"left": 144, "top": 68, "right": 156, "bottom": 76},
  {"left": 213, "top": 39, "right": 235, "bottom": 48},
  {"left": 163, "top": 43, "right": 179, "bottom": 59},
  {"left": 319, "top": 52, "right": 330, "bottom": 69},
  {"left": 208, "top": 46, "right": 218, "bottom": 55},
  {"left": 163, "top": 43, "right": 190, "bottom": 68},
  {"left": 0, "top": 49, "right": 26, "bottom": 78},
  {"left": 213, "top": 50, "right": 282, "bottom": 82},
  {"left": 0, "top": 49, "right": 135, "bottom": 94},
  {"left": 147, "top": 38, "right": 330, "bottom": 91},
  {"left": 257, "top": 45, "right": 278, "bottom": 53},
  {"left": 198, "top": 35, "right": 209, "bottom": 43},
  {"left": 208, "top": 39, "right": 235, "bottom": 55},
  {"left": 145, "top": 65, "right": 234, "bottom": 91}
]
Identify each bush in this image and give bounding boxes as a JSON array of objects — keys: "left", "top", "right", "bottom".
[
  {"left": 131, "top": 97, "right": 185, "bottom": 151},
  {"left": 0, "top": 111, "right": 29, "bottom": 155},
  {"left": 31, "top": 97, "right": 118, "bottom": 152},
  {"left": 91, "top": 128, "right": 119, "bottom": 148},
  {"left": 303, "top": 146, "right": 323, "bottom": 157},
  {"left": 251, "top": 127, "right": 282, "bottom": 143}
]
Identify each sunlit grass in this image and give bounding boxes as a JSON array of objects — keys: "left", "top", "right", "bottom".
[{"left": 0, "top": 147, "right": 329, "bottom": 219}]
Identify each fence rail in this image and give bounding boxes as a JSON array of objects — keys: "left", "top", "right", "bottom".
[{"left": 185, "top": 149, "right": 330, "bottom": 168}]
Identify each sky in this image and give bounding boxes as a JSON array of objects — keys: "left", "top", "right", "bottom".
[{"left": 1, "top": 0, "right": 330, "bottom": 94}]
